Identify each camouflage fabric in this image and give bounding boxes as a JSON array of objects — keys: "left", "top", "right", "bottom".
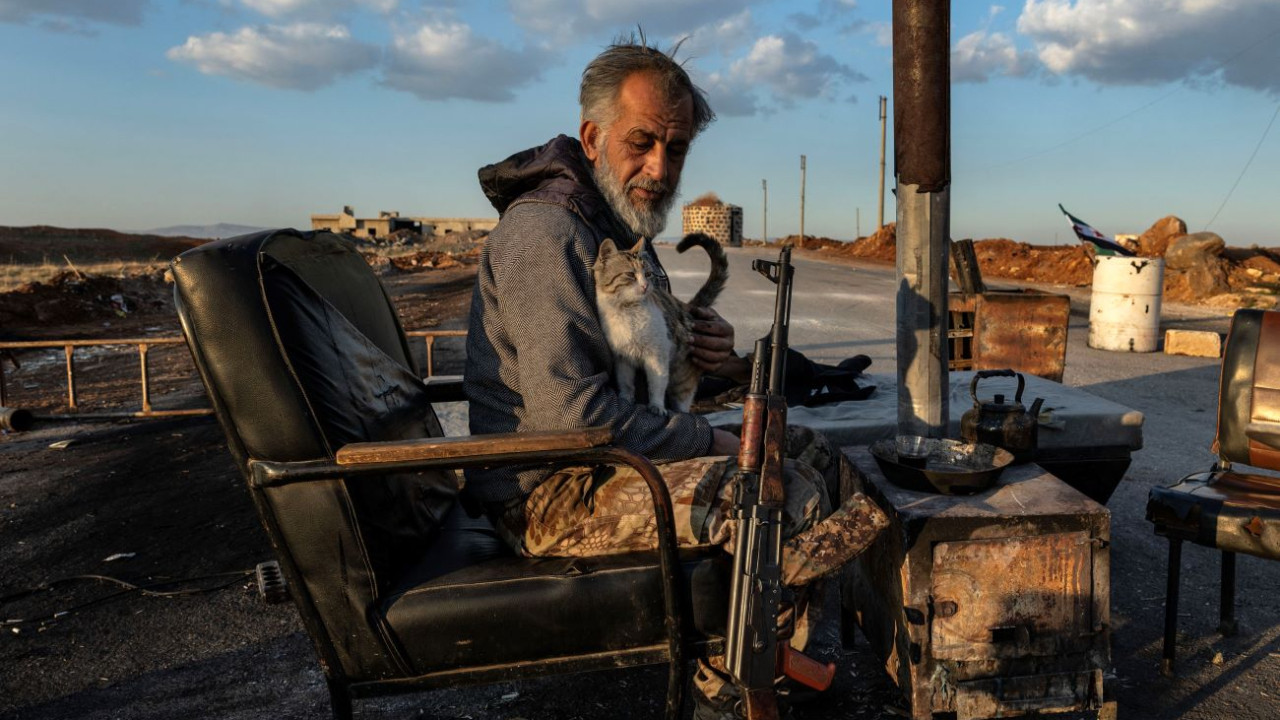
[
  {"left": 494, "top": 457, "right": 829, "bottom": 567},
  {"left": 781, "top": 490, "right": 889, "bottom": 587},
  {"left": 490, "top": 426, "right": 888, "bottom": 710},
  {"left": 491, "top": 425, "right": 884, "bottom": 584}
]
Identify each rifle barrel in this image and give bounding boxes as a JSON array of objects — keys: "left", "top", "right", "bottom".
[{"left": 767, "top": 248, "right": 793, "bottom": 395}]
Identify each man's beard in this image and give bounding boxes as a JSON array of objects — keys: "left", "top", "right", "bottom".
[{"left": 592, "top": 149, "right": 678, "bottom": 240}]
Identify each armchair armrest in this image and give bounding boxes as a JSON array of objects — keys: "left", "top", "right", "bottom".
[{"left": 336, "top": 427, "right": 612, "bottom": 466}]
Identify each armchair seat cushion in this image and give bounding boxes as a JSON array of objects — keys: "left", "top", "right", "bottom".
[
  {"left": 380, "top": 541, "right": 729, "bottom": 674},
  {"left": 1147, "top": 471, "right": 1280, "bottom": 560}
]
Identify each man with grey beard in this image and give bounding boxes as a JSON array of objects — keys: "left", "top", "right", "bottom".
[
  {"left": 466, "top": 36, "right": 743, "bottom": 511},
  {"left": 464, "top": 35, "right": 880, "bottom": 718}
]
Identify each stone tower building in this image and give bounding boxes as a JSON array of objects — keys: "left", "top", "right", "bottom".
[{"left": 681, "top": 194, "right": 742, "bottom": 247}]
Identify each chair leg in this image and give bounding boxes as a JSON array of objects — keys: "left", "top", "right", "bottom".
[
  {"left": 664, "top": 659, "right": 686, "bottom": 720},
  {"left": 327, "top": 680, "right": 354, "bottom": 720},
  {"left": 1161, "top": 537, "right": 1182, "bottom": 676},
  {"left": 1219, "top": 551, "right": 1239, "bottom": 636}
]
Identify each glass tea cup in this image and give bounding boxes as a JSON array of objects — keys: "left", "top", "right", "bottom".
[{"left": 895, "top": 435, "right": 931, "bottom": 469}]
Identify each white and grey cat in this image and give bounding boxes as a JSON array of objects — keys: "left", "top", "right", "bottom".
[{"left": 593, "top": 233, "right": 729, "bottom": 413}]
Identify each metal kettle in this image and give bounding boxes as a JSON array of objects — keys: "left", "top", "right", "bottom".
[{"left": 960, "top": 369, "right": 1045, "bottom": 464}]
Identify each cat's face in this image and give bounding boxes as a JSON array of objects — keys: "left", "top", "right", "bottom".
[{"left": 594, "top": 237, "right": 651, "bottom": 302}]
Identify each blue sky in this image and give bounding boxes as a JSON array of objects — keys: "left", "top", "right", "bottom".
[{"left": 1, "top": 0, "right": 1278, "bottom": 246}]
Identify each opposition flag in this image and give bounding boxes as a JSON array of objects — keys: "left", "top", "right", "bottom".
[{"left": 1058, "top": 204, "right": 1135, "bottom": 257}]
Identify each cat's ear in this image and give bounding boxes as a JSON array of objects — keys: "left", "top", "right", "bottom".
[
  {"left": 599, "top": 238, "right": 618, "bottom": 256},
  {"left": 629, "top": 236, "right": 646, "bottom": 253}
]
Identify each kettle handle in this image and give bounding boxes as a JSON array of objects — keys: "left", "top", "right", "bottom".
[{"left": 969, "top": 369, "right": 1025, "bottom": 404}]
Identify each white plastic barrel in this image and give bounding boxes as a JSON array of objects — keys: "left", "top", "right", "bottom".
[{"left": 1088, "top": 255, "right": 1165, "bottom": 352}]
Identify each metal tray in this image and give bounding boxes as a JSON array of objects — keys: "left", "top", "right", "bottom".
[{"left": 868, "top": 437, "right": 1014, "bottom": 495}]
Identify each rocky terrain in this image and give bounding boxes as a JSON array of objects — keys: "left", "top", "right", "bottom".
[{"left": 780, "top": 215, "right": 1280, "bottom": 307}]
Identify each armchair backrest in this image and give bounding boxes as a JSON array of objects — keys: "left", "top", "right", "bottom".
[
  {"left": 171, "top": 229, "right": 457, "bottom": 681},
  {"left": 1216, "top": 308, "right": 1280, "bottom": 471}
]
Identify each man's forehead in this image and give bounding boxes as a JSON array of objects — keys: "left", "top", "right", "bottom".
[{"left": 616, "top": 72, "right": 693, "bottom": 135}]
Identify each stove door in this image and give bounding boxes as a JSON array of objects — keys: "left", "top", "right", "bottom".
[{"left": 930, "top": 532, "right": 1096, "bottom": 661}]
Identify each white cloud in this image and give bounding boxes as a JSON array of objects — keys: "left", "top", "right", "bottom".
[
  {"left": 680, "top": 9, "right": 755, "bottom": 58},
  {"left": 167, "top": 23, "right": 379, "bottom": 90},
  {"left": 731, "top": 33, "right": 866, "bottom": 100},
  {"left": 240, "top": 0, "right": 396, "bottom": 19},
  {"left": 382, "top": 18, "right": 552, "bottom": 102},
  {"left": 951, "top": 29, "right": 1034, "bottom": 82},
  {"left": 508, "top": 0, "right": 757, "bottom": 43},
  {"left": 0, "top": 0, "right": 147, "bottom": 28},
  {"left": 1017, "top": 0, "right": 1280, "bottom": 93},
  {"left": 701, "top": 32, "right": 867, "bottom": 116}
]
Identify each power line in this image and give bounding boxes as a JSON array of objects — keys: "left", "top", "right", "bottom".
[
  {"left": 1204, "top": 103, "right": 1280, "bottom": 231},
  {"left": 979, "top": 85, "right": 1183, "bottom": 172}
]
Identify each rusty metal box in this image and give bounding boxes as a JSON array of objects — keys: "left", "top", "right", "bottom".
[
  {"left": 949, "top": 291, "right": 1071, "bottom": 382},
  {"left": 841, "top": 448, "right": 1112, "bottom": 719}
]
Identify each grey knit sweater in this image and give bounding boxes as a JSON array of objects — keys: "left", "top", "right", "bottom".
[{"left": 463, "top": 136, "right": 714, "bottom": 504}]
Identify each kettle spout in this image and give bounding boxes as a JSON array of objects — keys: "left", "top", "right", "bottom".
[{"left": 1030, "top": 397, "right": 1045, "bottom": 420}]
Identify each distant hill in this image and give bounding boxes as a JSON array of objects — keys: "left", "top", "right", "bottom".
[
  {"left": 144, "top": 223, "right": 271, "bottom": 239},
  {"left": 0, "top": 225, "right": 207, "bottom": 264}
]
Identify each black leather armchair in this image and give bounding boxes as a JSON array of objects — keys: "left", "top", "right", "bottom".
[
  {"left": 1147, "top": 308, "right": 1280, "bottom": 674},
  {"left": 171, "top": 229, "right": 729, "bottom": 718}
]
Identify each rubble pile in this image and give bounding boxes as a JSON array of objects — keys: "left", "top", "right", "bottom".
[
  {"left": 0, "top": 269, "right": 173, "bottom": 327},
  {"left": 386, "top": 249, "right": 479, "bottom": 273},
  {"left": 842, "top": 223, "right": 898, "bottom": 262},
  {"left": 776, "top": 216, "right": 1280, "bottom": 306},
  {"left": 969, "top": 238, "right": 1095, "bottom": 286}
]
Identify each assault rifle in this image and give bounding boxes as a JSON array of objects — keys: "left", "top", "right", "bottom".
[{"left": 725, "top": 247, "right": 835, "bottom": 719}]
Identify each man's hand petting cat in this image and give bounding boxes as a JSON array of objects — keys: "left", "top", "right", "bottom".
[{"left": 689, "top": 306, "right": 735, "bottom": 372}]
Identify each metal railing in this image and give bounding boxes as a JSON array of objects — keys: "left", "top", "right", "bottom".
[
  {"left": 0, "top": 329, "right": 466, "bottom": 421},
  {"left": 405, "top": 329, "right": 467, "bottom": 378}
]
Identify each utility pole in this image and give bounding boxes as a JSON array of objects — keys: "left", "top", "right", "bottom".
[
  {"left": 762, "top": 179, "right": 768, "bottom": 243},
  {"left": 878, "top": 94, "right": 887, "bottom": 229},
  {"left": 893, "top": 0, "right": 950, "bottom": 438},
  {"left": 799, "top": 154, "right": 807, "bottom": 243}
]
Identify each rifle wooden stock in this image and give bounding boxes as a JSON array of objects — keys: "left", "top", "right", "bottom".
[{"left": 759, "top": 397, "right": 788, "bottom": 507}]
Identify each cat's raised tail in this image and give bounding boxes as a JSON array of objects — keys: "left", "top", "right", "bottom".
[{"left": 676, "top": 232, "right": 729, "bottom": 309}]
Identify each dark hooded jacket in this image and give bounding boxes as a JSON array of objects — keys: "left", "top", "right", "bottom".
[{"left": 463, "top": 135, "right": 713, "bottom": 505}]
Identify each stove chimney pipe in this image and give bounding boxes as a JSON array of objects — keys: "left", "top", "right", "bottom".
[{"left": 893, "top": 0, "right": 951, "bottom": 437}]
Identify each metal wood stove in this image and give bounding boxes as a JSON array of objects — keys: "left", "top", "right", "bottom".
[{"left": 841, "top": 448, "right": 1114, "bottom": 719}]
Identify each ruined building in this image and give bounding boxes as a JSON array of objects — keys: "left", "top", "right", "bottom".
[
  {"left": 311, "top": 206, "right": 497, "bottom": 240},
  {"left": 310, "top": 206, "right": 421, "bottom": 240},
  {"left": 681, "top": 194, "right": 742, "bottom": 247}
]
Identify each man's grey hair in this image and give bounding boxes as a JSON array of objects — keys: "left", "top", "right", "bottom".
[{"left": 580, "top": 32, "right": 715, "bottom": 139}]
